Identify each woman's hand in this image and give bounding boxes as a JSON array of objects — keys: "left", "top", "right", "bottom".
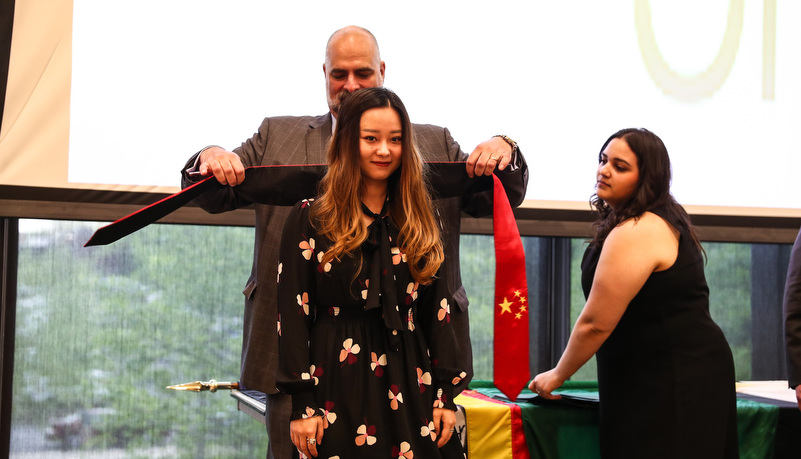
[
  {"left": 291, "top": 415, "right": 325, "bottom": 458},
  {"left": 529, "top": 369, "right": 565, "bottom": 400},
  {"left": 433, "top": 407, "right": 457, "bottom": 447}
]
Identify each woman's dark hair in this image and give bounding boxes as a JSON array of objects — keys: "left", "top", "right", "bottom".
[
  {"left": 312, "top": 87, "right": 443, "bottom": 283},
  {"left": 590, "top": 128, "right": 703, "bottom": 255}
]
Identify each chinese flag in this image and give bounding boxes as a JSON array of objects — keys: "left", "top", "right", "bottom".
[{"left": 492, "top": 174, "right": 530, "bottom": 401}]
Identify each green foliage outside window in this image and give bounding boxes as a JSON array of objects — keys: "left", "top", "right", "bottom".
[
  {"left": 13, "top": 221, "right": 265, "bottom": 458},
  {"left": 459, "top": 235, "right": 496, "bottom": 382}
]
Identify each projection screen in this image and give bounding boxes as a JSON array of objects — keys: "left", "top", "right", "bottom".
[{"left": 1, "top": 0, "right": 800, "bottom": 229}]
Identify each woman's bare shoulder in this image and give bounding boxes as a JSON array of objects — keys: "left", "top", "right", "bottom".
[{"left": 608, "top": 212, "right": 678, "bottom": 270}]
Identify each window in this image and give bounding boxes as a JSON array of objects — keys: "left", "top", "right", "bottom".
[
  {"left": 567, "top": 238, "right": 789, "bottom": 382},
  {"left": 7, "top": 221, "right": 792, "bottom": 457},
  {"left": 12, "top": 220, "right": 265, "bottom": 457}
]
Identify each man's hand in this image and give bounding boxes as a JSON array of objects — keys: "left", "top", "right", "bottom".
[
  {"left": 465, "top": 136, "right": 513, "bottom": 178},
  {"left": 199, "top": 146, "right": 246, "bottom": 186}
]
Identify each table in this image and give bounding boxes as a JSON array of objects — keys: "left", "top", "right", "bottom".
[
  {"left": 464, "top": 380, "right": 799, "bottom": 459},
  {"left": 231, "top": 381, "right": 801, "bottom": 458}
]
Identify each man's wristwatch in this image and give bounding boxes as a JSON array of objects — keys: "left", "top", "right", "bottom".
[{"left": 494, "top": 135, "right": 519, "bottom": 154}]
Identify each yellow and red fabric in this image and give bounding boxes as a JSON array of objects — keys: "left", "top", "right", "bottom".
[{"left": 455, "top": 389, "right": 530, "bottom": 459}]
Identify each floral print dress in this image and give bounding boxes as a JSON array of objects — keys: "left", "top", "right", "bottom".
[{"left": 276, "top": 199, "right": 466, "bottom": 458}]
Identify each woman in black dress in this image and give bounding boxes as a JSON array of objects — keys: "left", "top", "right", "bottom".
[
  {"left": 276, "top": 87, "right": 466, "bottom": 458},
  {"left": 529, "top": 128, "right": 739, "bottom": 458}
]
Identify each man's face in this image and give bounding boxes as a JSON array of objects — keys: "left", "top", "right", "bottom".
[{"left": 324, "top": 33, "right": 385, "bottom": 117}]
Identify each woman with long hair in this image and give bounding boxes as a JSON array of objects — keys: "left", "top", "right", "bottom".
[
  {"left": 530, "top": 128, "right": 739, "bottom": 458},
  {"left": 276, "top": 87, "right": 465, "bottom": 458}
]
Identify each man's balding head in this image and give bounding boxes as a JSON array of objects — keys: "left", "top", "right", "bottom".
[{"left": 324, "top": 26, "right": 385, "bottom": 117}]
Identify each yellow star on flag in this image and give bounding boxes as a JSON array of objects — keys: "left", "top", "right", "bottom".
[{"left": 498, "top": 298, "right": 514, "bottom": 314}]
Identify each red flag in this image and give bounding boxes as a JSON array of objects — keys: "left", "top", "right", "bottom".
[{"left": 492, "top": 174, "right": 530, "bottom": 401}]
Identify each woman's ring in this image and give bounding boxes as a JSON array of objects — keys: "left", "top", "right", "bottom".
[
  {"left": 490, "top": 156, "right": 499, "bottom": 162},
  {"left": 307, "top": 438, "right": 316, "bottom": 445}
]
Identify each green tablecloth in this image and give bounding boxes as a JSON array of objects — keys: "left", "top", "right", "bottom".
[{"left": 469, "top": 380, "right": 779, "bottom": 459}]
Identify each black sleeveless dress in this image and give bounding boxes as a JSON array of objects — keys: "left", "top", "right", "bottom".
[{"left": 581, "top": 209, "right": 739, "bottom": 458}]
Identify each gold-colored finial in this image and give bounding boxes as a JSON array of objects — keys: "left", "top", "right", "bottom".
[{"left": 166, "top": 379, "right": 239, "bottom": 392}]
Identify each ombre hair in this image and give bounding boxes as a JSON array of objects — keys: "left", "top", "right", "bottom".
[
  {"left": 311, "top": 87, "right": 443, "bottom": 283},
  {"left": 590, "top": 128, "right": 703, "bottom": 254}
]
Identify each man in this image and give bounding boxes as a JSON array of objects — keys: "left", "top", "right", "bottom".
[
  {"left": 182, "top": 25, "right": 528, "bottom": 458},
  {"left": 783, "top": 227, "right": 801, "bottom": 411}
]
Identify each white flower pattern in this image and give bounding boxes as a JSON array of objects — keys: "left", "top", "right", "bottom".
[{"left": 277, "top": 200, "right": 463, "bottom": 457}]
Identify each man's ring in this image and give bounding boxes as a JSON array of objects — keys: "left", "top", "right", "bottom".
[
  {"left": 450, "top": 428, "right": 455, "bottom": 433},
  {"left": 307, "top": 438, "right": 316, "bottom": 445},
  {"left": 490, "top": 156, "right": 499, "bottom": 162}
]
